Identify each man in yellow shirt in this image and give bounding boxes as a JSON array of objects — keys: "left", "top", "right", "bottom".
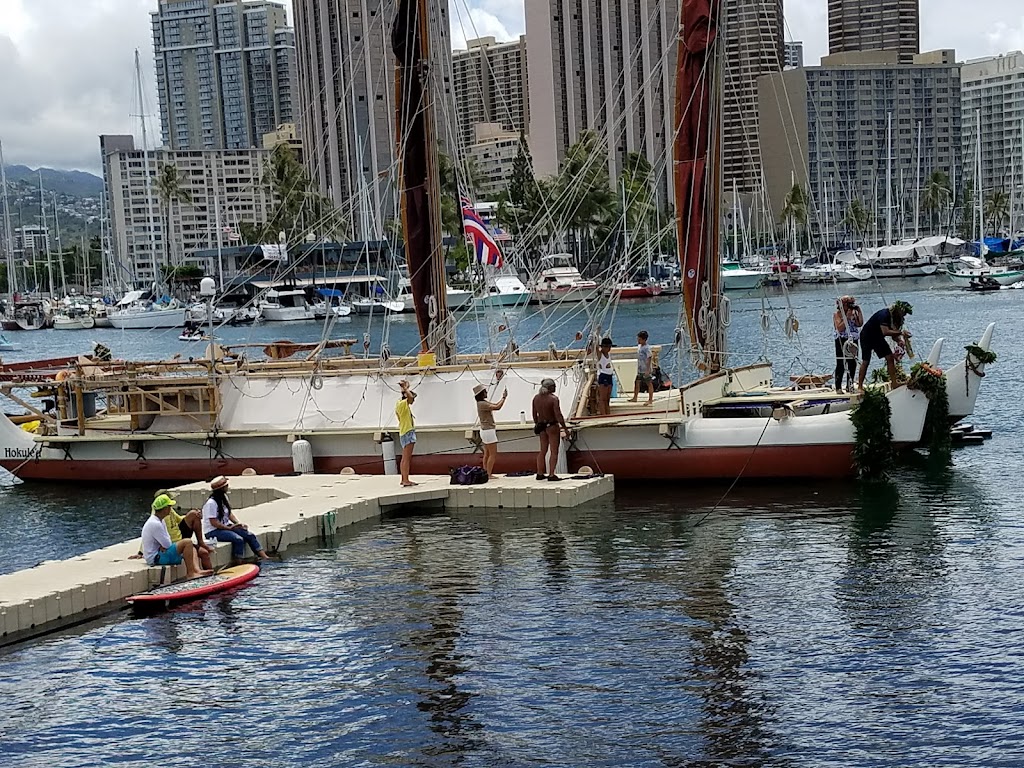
[{"left": 395, "top": 379, "right": 417, "bottom": 487}]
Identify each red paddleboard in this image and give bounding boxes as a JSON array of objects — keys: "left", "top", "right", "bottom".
[{"left": 127, "top": 564, "right": 260, "bottom": 605}]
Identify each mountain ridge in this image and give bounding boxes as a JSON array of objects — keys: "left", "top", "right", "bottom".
[{"left": 3, "top": 165, "right": 104, "bottom": 198}]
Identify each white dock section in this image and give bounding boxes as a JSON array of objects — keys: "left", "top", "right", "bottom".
[{"left": 0, "top": 473, "right": 613, "bottom": 647}]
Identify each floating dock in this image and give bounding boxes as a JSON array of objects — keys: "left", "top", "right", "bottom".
[{"left": 0, "top": 472, "right": 613, "bottom": 648}]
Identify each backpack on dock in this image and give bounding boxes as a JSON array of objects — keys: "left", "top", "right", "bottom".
[{"left": 450, "top": 466, "right": 489, "bottom": 485}]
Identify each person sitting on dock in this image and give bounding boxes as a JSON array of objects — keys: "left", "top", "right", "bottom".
[
  {"left": 202, "top": 476, "right": 271, "bottom": 562},
  {"left": 856, "top": 300, "right": 913, "bottom": 392},
  {"left": 630, "top": 330, "right": 654, "bottom": 406},
  {"left": 533, "top": 378, "right": 568, "bottom": 482},
  {"left": 474, "top": 384, "right": 507, "bottom": 477},
  {"left": 141, "top": 497, "right": 212, "bottom": 578},
  {"left": 130, "top": 492, "right": 213, "bottom": 571},
  {"left": 596, "top": 337, "right": 615, "bottom": 415},
  {"left": 396, "top": 379, "right": 418, "bottom": 487}
]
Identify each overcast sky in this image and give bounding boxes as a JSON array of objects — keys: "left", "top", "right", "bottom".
[{"left": 1, "top": 0, "right": 1022, "bottom": 174}]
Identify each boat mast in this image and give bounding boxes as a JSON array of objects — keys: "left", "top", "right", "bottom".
[
  {"left": 674, "top": 0, "right": 724, "bottom": 373},
  {"left": 976, "top": 108, "right": 983, "bottom": 243},
  {"left": 135, "top": 48, "right": 157, "bottom": 286},
  {"left": 52, "top": 193, "right": 67, "bottom": 296},
  {"left": 885, "top": 112, "right": 892, "bottom": 246},
  {"left": 393, "top": 0, "right": 452, "bottom": 362},
  {"left": 39, "top": 171, "right": 54, "bottom": 298},
  {"left": 914, "top": 120, "right": 922, "bottom": 239},
  {"left": 0, "top": 139, "right": 16, "bottom": 296}
]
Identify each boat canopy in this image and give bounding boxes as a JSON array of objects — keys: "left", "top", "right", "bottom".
[
  {"left": 117, "top": 290, "right": 144, "bottom": 306},
  {"left": 251, "top": 275, "right": 383, "bottom": 290},
  {"left": 316, "top": 288, "right": 345, "bottom": 298}
]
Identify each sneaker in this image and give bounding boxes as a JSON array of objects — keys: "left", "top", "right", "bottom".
[
  {"left": 547, "top": 475, "right": 562, "bottom": 482},
  {"left": 535, "top": 473, "right": 546, "bottom": 481}
]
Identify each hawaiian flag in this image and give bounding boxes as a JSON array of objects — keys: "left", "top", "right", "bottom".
[{"left": 461, "top": 194, "right": 504, "bottom": 268}]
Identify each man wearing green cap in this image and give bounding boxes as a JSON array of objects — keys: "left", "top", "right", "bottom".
[
  {"left": 857, "top": 300, "right": 914, "bottom": 391},
  {"left": 132, "top": 492, "right": 213, "bottom": 571},
  {"left": 141, "top": 494, "right": 212, "bottom": 577}
]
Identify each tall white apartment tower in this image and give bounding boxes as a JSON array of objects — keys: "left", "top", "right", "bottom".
[
  {"left": 292, "top": 0, "right": 451, "bottom": 238},
  {"left": 152, "top": 0, "right": 295, "bottom": 151},
  {"left": 526, "top": 0, "right": 782, "bottom": 202}
]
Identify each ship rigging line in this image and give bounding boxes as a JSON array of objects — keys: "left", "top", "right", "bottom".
[{"left": 691, "top": 415, "right": 774, "bottom": 528}]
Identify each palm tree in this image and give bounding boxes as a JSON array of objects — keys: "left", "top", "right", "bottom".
[
  {"left": 780, "top": 183, "right": 809, "bottom": 252},
  {"left": 842, "top": 199, "right": 873, "bottom": 250},
  {"left": 155, "top": 163, "right": 192, "bottom": 268},
  {"left": 984, "top": 189, "right": 1010, "bottom": 236},
  {"left": 921, "top": 170, "right": 953, "bottom": 232},
  {"left": 553, "top": 130, "right": 616, "bottom": 265}
]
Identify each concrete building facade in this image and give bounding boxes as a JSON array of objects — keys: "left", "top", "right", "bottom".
[
  {"left": 525, "top": 0, "right": 679, "bottom": 201},
  {"left": 961, "top": 51, "right": 1024, "bottom": 234},
  {"left": 152, "top": 0, "right": 295, "bottom": 151},
  {"left": 451, "top": 36, "right": 529, "bottom": 151},
  {"left": 526, "top": 0, "right": 781, "bottom": 202},
  {"left": 100, "top": 135, "right": 276, "bottom": 286},
  {"left": 292, "top": 0, "right": 451, "bottom": 239},
  {"left": 465, "top": 123, "right": 523, "bottom": 199},
  {"left": 828, "top": 0, "right": 920, "bottom": 64},
  {"left": 785, "top": 41, "right": 804, "bottom": 70},
  {"left": 758, "top": 51, "right": 961, "bottom": 241}
]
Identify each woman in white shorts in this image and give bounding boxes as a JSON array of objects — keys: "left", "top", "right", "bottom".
[{"left": 474, "top": 384, "right": 507, "bottom": 477}]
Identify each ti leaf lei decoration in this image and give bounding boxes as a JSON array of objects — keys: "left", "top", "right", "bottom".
[
  {"left": 908, "top": 361, "right": 950, "bottom": 456},
  {"left": 851, "top": 388, "right": 893, "bottom": 480}
]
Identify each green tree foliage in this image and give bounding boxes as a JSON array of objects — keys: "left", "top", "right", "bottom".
[
  {"left": 552, "top": 130, "right": 616, "bottom": 267},
  {"left": 984, "top": 189, "right": 1010, "bottom": 236},
  {"left": 238, "top": 144, "right": 346, "bottom": 249},
  {"left": 842, "top": 199, "right": 873, "bottom": 249},
  {"left": 155, "top": 163, "right": 192, "bottom": 267},
  {"left": 921, "top": 170, "right": 952, "bottom": 232}
]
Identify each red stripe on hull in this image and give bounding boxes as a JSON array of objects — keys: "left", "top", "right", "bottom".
[{"left": 2, "top": 444, "right": 855, "bottom": 482}]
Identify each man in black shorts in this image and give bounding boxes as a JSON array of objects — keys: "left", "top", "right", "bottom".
[{"left": 856, "top": 300, "right": 913, "bottom": 391}]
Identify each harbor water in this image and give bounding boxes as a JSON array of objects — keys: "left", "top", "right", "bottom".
[{"left": 2, "top": 281, "right": 1023, "bottom": 766}]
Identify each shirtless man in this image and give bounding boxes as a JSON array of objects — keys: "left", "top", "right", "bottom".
[{"left": 532, "top": 378, "right": 568, "bottom": 481}]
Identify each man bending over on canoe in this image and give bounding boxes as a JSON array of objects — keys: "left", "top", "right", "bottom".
[
  {"left": 203, "top": 476, "right": 271, "bottom": 562},
  {"left": 130, "top": 492, "right": 213, "bottom": 571},
  {"left": 140, "top": 496, "right": 212, "bottom": 578},
  {"left": 856, "top": 300, "right": 913, "bottom": 392}
]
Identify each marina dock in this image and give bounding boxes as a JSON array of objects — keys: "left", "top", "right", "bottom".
[{"left": 0, "top": 472, "right": 613, "bottom": 648}]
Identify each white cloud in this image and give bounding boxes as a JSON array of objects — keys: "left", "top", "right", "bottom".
[{"left": 450, "top": 8, "right": 514, "bottom": 50}]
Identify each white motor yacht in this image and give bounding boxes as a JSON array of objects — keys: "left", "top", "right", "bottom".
[
  {"left": 531, "top": 254, "right": 599, "bottom": 304},
  {"left": 259, "top": 289, "right": 315, "bottom": 322},
  {"left": 475, "top": 274, "right": 532, "bottom": 308}
]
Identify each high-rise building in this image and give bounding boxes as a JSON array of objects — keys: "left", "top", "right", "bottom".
[
  {"left": 152, "top": 0, "right": 295, "bottom": 151},
  {"left": 758, "top": 51, "right": 961, "bottom": 242},
  {"left": 525, "top": 0, "right": 679, "bottom": 201},
  {"left": 100, "top": 135, "right": 277, "bottom": 285},
  {"left": 785, "top": 41, "right": 804, "bottom": 70},
  {"left": 828, "top": 0, "right": 920, "bottom": 64},
  {"left": 721, "top": 1, "right": 784, "bottom": 196},
  {"left": 961, "top": 51, "right": 1024, "bottom": 236},
  {"left": 451, "top": 36, "right": 529, "bottom": 151},
  {"left": 526, "top": 0, "right": 781, "bottom": 202},
  {"left": 292, "top": 0, "right": 451, "bottom": 238}
]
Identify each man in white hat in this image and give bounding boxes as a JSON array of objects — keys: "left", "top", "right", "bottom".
[
  {"left": 202, "top": 476, "right": 271, "bottom": 562},
  {"left": 474, "top": 383, "right": 507, "bottom": 477}
]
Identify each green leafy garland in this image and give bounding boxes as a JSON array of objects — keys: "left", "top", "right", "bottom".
[
  {"left": 908, "top": 362, "right": 950, "bottom": 456},
  {"left": 963, "top": 344, "right": 997, "bottom": 397},
  {"left": 869, "top": 364, "right": 908, "bottom": 385},
  {"left": 851, "top": 388, "right": 893, "bottom": 479}
]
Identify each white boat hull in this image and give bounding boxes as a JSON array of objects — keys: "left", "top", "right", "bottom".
[
  {"left": 721, "top": 269, "right": 765, "bottom": 291},
  {"left": 53, "top": 316, "right": 96, "bottom": 331},
  {"left": 261, "top": 306, "right": 315, "bottom": 322},
  {"left": 534, "top": 285, "right": 599, "bottom": 304},
  {"left": 108, "top": 308, "right": 188, "bottom": 329}
]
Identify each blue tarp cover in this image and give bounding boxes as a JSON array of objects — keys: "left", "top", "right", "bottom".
[{"left": 316, "top": 288, "right": 344, "bottom": 298}]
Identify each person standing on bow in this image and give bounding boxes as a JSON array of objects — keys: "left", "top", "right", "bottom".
[
  {"left": 474, "top": 384, "right": 507, "bottom": 477},
  {"left": 856, "top": 300, "right": 913, "bottom": 391},
  {"left": 532, "top": 378, "right": 568, "bottom": 481},
  {"left": 202, "top": 476, "right": 271, "bottom": 562},
  {"left": 833, "top": 296, "right": 863, "bottom": 393},
  {"left": 395, "top": 379, "right": 418, "bottom": 487},
  {"left": 595, "top": 337, "right": 615, "bottom": 415},
  {"left": 630, "top": 330, "right": 654, "bottom": 405}
]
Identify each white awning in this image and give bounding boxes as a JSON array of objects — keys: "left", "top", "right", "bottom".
[{"left": 250, "top": 275, "right": 385, "bottom": 290}]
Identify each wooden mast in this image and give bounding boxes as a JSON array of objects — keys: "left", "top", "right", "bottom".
[
  {"left": 392, "top": 0, "right": 454, "bottom": 363},
  {"left": 674, "top": 0, "right": 725, "bottom": 373}
]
